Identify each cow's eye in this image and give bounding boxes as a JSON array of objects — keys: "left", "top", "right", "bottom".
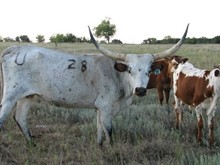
[
  {"left": 147, "top": 70, "right": 152, "bottom": 75},
  {"left": 154, "top": 69, "right": 161, "bottom": 75}
]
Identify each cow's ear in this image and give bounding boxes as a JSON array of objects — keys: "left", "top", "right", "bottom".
[
  {"left": 151, "top": 64, "right": 163, "bottom": 71},
  {"left": 214, "top": 65, "right": 220, "bottom": 69},
  {"left": 182, "top": 58, "right": 188, "bottom": 64},
  {"left": 214, "top": 69, "right": 220, "bottom": 77},
  {"left": 114, "top": 62, "right": 128, "bottom": 72}
]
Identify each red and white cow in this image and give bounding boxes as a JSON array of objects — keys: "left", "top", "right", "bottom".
[
  {"left": 171, "top": 57, "right": 220, "bottom": 146},
  {"left": 147, "top": 55, "right": 184, "bottom": 105}
]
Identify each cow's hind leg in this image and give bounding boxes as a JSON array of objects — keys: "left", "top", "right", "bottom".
[
  {"left": 13, "top": 98, "right": 33, "bottom": 144},
  {"left": 0, "top": 100, "right": 17, "bottom": 130},
  {"left": 207, "top": 106, "right": 216, "bottom": 148},
  {"left": 174, "top": 101, "right": 183, "bottom": 129},
  {"left": 157, "top": 88, "right": 164, "bottom": 105}
]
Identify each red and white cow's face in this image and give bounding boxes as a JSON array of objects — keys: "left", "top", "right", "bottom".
[
  {"left": 170, "top": 57, "right": 188, "bottom": 73},
  {"left": 212, "top": 66, "right": 220, "bottom": 94}
]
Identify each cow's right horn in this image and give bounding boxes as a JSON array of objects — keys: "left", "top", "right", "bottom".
[
  {"left": 88, "top": 26, "right": 126, "bottom": 61},
  {"left": 153, "top": 24, "right": 189, "bottom": 60}
]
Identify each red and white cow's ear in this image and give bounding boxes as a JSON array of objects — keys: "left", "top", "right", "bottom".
[
  {"left": 114, "top": 62, "right": 128, "bottom": 72},
  {"left": 214, "top": 69, "right": 220, "bottom": 77},
  {"left": 182, "top": 58, "right": 188, "bottom": 64}
]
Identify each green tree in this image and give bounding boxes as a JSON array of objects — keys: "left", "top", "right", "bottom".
[
  {"left": 0, "top": 36, "right": 3, "bottom": 42},
  {"left": 142, "top": 38, "right": 157, "bottom": 44},
  {"left": 20, "top": 35, "right": 31, "bottom": 42},
  {"left": 15, "top": 36, "right": 20, "bottom": 42},
  {"left": 64, "top": 33, "right": 76, "bottom": 43},
  {"left": 112, "top": 39, "right": 123, "bottom": 44},
  {"left": 4, "top": 37, "right": 15, "bottom": 42},
  {"left": 212, "top": 36, "right": 220, "bottom": 43},
  {"left": 49, "top": 35, "right": 57, "bottom": 43},
  {"left": 36, "top": 35, "right": 45, "bottom": 43},
  {"left": 50, "top": 34, "right": 64, "bottom": 44},
  {"left": 94, "top": 18, "right": 116, "bottom": 43}
]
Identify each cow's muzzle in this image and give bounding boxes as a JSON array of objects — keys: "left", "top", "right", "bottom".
[{"left": 135, "top": 87, "right": 147, "bottom": 97}]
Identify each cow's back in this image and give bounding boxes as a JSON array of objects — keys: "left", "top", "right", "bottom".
[
  {"left": 173, "top": 63, "right": 213, "bottom": 106},
  {"left": 1, "top": 45, "right": 123, "bottom": 108}
]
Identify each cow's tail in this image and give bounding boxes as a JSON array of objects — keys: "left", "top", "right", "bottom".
[
  {"left": 0, "top": 47, "right": 8, "bottom": 103},
  {"left": 0, "top": 46, "right": 18, "bottom": 104},
  {"left": 0, "top": 53, "right": 3, "bottom": 104}
]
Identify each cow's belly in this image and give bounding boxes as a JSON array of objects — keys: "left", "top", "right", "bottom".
[
  {"left": 35, "top": 91, "right": 97, "bottom": 109},
  {"left": 45, "top": 85, "right": 99, "bottom": 108}
]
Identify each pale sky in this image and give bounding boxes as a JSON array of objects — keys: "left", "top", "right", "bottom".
[{"left": 0, "top": 0, "right": 219, "bottom": 44}]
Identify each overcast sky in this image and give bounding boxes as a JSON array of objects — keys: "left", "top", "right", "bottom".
[{"left": 0, "top": 0, "right": 219, "bottom": 44}]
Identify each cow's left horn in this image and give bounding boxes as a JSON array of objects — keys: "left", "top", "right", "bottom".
[
  {"left": 88, "top": 26, "right": 126, "bottom": 61},
  {"left": 153, "top": 24, "right": 189, "bottom": 60}
]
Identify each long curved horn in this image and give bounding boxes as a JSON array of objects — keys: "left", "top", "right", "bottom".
[
  {"left": 153, "top": 24, "right": 189, "bottom": 60},
  {"left": 88, "top": 26, "right": 126, "bottom": 61}
]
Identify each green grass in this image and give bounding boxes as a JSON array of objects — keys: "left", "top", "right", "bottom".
[{"left": 0, "top": 42, "right": 220, "bottom": 164}]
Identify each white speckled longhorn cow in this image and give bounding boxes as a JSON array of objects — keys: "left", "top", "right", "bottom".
[
  {"left": 0, "top": 25, "right": 188, "bottom": 145},
  {"left": 172, "top": 57, "right": 220, "bottom": 147}
]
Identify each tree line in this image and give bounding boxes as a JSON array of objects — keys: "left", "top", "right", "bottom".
[
  {"left": 1, "top": 34, "right": 220, "bottom": 44},
  {"left": 0, "top": 18, "right": 117, "bottom": 44},
  {"left": 142, "top": 36, "right": 220, "bottom": 44},
  {"left": 0, "top": 34, "right": 90, "bottom": 43}
]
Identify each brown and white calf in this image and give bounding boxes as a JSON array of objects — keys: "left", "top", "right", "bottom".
[
  {"left": 147, "top": 55, "right": 184, "bottom": 105},
  {"left": 171, "top": 57, "right": 220, "bottom": 146}
]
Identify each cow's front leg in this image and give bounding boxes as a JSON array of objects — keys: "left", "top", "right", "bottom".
[
  {"left": 195, "top": 106, "right": 203, "bottom": 144},
  {"left": 164, "top": 88, "right": 171, "bottom": 105},
  {"left": 96, "top": 109, "right": 112, "bottom": 146},
  {"left": 173, "top": 98, "right": 183, "bottom": 129}
]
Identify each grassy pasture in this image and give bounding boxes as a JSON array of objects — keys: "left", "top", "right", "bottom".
[{"left": 0, "top": 42, "right": 220, "bottom": 165}]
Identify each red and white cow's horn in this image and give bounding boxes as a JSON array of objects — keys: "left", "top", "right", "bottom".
[
  {"left": 153, "top": 24, "right": 189, "bottom": 60},
  {"left": 88, "top": 26, "right": 126, "bottom": 61}
]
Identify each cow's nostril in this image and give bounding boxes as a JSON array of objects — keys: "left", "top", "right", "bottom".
[{"left": 135, "top": 87, "right": 146, "bottom": 97}]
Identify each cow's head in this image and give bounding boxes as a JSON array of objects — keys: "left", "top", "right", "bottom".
[
  {"left": 213, "top": 65, "right": 220, "bottom": 77},
  {"left": 212, "top": 65, "right": 220, "bottom": 95},
  {"left": 113, "top": 55, "right": 164, "bottom": 96},
  {"left": 89, "top": 24, "right": 189, "bottom": 96},
  {"left": 170, "top": 56, "right": 189, "bottom": 73}
]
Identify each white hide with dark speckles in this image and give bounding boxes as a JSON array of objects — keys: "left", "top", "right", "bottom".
[{"left": 0, "top": 45, "right": 155, "bottom": 145}]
